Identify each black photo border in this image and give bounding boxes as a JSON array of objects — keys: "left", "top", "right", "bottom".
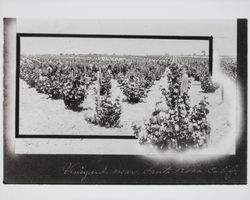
[
  {"left": 4, "top": 19, "right": 247, "bottom": 184},
  {"left": 16, "top": 33, "right": 213, "bottom": 139}
]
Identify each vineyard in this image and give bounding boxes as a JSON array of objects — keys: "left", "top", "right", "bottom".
[
  {"left": 19, "top": 54, "right": 235, "bottom": 151},
  {"left": 220, "top": 56, "right": 237, "bottom": 81}
]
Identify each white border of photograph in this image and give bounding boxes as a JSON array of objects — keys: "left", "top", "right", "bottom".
[{"left": 1, "top": 1, "right": 250, "bottom": 200}]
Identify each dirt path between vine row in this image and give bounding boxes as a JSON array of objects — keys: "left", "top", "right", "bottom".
[{"left": 19, "top": 75, "right": 235, "bottom": 151}]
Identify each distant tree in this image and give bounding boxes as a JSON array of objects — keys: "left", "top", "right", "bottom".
[{"left": 201, "top": 50, "right": 206, "bottom": 56}]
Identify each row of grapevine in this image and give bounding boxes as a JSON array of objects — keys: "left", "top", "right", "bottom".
[
  {"left": 220, "top": 56, "right": 237, "bottom": 81},
  {"left": 20, "top": 54, "right": 216, "bottom": 135},
  {"left": 85, "top": 57, "right": 171, "bottom": 127},
  {"left": 175, "top": 56, "right": 220, "bottom": 93},
  {"left": 20, "top": 56, "right": 92, "bottom": 110},
  {"left": 132, "top": 61, "right": 211, "bottom": 151},
  {"left": 20, "top": 54, "right": 170, "bottom": 112}
]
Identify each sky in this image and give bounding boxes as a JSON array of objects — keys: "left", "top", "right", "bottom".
[
  {"left": 18, "top": 19, "right": 236, "bottom": 56},
  {"left": 21, "top": 37, "right": 209, "bottom": 56}
]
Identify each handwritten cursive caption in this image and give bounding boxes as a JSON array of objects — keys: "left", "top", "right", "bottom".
[{"left": 62, "top": 162, "right": 238, "bottom": 183}]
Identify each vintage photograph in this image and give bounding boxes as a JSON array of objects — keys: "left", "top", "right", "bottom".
[
  {"left": 3, "top": 18, "right": 247, "bottom": 184},
  {"left": 17, "top": 20, "right": 237, "bottom": 155}
]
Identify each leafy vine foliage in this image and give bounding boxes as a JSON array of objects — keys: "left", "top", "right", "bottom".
[
  {"left": 62, "top": 76, "right": 89, "bottom": 110},
  {"left": 87, "top": 95, "right": 122, "bottom": 128},
  {"left": 20, "top": 57, "right": 92, "bottom": 110},
  {"left": 120, "top": 71, "right": 149, "bottom": 103},
  {"left": 200, "top": 70, "right": 220, "bottom": 93},
  {"left": 220, "top": 56, "right": 237, "bottom": 81},
  {"left": 132, "top": 63, "right": 211, "bottom": 151},
  {"left": 86, "top": 68, "right": 122, "bottom": 128},
  {"left": 99, "top": 69, "right": 112, "bottom": 96},
  {"left": 20, "top": 54, "right": 213, "bottom": 146}
]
